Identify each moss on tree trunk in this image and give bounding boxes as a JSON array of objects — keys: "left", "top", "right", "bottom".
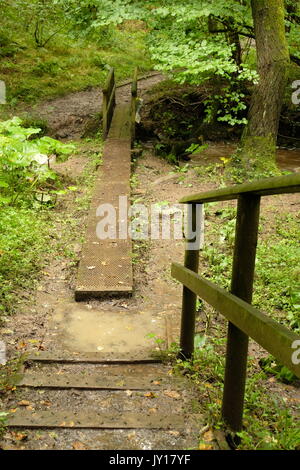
[{"left": 233, "top": 0, "right": 290, "bottom": 180}]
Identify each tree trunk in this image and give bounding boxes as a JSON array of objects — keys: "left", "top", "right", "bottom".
[{"left": 237, "top": 0, "right": 290, "bottom": 178}]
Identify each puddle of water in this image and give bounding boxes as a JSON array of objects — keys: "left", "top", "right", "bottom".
[
  {"left": 277, "top": 148, "right": 300, "bottom": 172},
  {"left": 51, "top": 303, "right": 166, "bottom": 353},
  {"left": 190, "top": 143, "right": 300, "bottom": 172}
]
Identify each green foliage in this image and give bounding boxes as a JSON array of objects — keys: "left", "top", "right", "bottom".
[
  {"left": 259, "top": 356, "right": 297, "bottom": 384},
  {"left": 0, "top": 355, "right": 25, "bottom": 437},
  {"left": 1, "top": 0, "right": 66, "bottom": 48},
  {"left": 0, "top": 207, "right": 50, "bottom": 315},
  {"left": 185, "top": 143, "right": 209, "bottom": 154},
  {"left": 199, "top": 204, "right": 300, "bottom": 333},
  {"left": 204, "top": 87, "right": 249, "bottom": 127},
  {"left": 171, "top": 337, "right": 300, "bottom": 449},
  {"left": 0, "top": 118, "right": 74, "bottom": 206},
  {"left": 255, "top": 218, "right": 300, "bottom": 332},
  {"left": 0, "top": 137, "right": 103, "bottom": 318},
  {"left": 57, "top": 0, "right": 300, "bottom": 132},
  {"left": 0, "top": 411, "right": 8, "bottom": 438},
  {"left": 238, "top": 371, "right": 300, "bottom": 450},
  {"left": 0, "top": 1, "right": 152, "bottom": 105}
]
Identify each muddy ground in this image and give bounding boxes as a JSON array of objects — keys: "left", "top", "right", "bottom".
[{"left": 19, "top": 73, "right": 163, "bottom": 140}]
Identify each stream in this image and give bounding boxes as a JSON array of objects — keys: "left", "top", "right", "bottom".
[{"left": 190, "top": 142, "right": 300, "bottom": 172}]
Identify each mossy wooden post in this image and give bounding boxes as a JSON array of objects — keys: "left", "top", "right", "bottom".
[
  {"left": 222, "top": 194, "right": 261, "bottom": 434},
  {"left": 179, "top": 203, "right": 201, "bottom": 359},
  {"left": 131, "top": 68, "right": 138, "bottom": 145},
  {"left": 102, "top": 67, "right": 116, "bottom": 139}
]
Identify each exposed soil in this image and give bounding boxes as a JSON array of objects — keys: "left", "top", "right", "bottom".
[{"left": 20, "top": 73, "right": 164, "bottom": 140}]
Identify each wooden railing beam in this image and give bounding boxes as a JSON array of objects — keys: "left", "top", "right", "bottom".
[
  {"left": 171, "top": 264, "right": 300, "bottom": 378},
  {"left": 180, "top": 173, "right": 300, "bottom": 204}
]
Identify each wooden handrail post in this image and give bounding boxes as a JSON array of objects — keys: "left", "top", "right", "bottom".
[
  {"left": 131, "top": 68, "right": 138, "bottom": 145},
  {"left": 102, "top": 67, "right": 116, "bottom": 139},
  {"left": 222, "top": 194, "right": 261, "bottom": 434},
  {"left": 179, "top": 203, "right": 203, "bottom": 359}
]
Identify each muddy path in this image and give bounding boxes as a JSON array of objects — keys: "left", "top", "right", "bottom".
[
  {"left": 23, "top": 73, "right": 163, "bottom": 140},
  {"left": 1, "top": 76, "right": 299, "bottom": 450},
  {"left": 3, "top": 73, "right": 300, "bottom": 370},
  {"left": 2, "top": 143, "right": 299, "bottom": 449}
]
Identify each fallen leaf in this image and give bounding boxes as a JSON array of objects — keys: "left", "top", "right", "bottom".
[
  {"left": 40, "top": 400, "right": 52, "bottom": 407},
  {"left": 12, "top": 432, "right": 28, "bottom": 442},
  {"left": 18, "top": 400, "right": 32, "bottom": 407},
  {"left": 203, "top": 429, "right": 214, "bottom": 442},
  {"left": 125, "top": 390, "right": 133, "bottom": 397},
  {"left": 199, "top": 443, "right": 214, "bottom": 450},
  {"left": 163, "top": 390, "right": 181, "bottom": 399},
  {"left": 204, "top": 383, "right": 213, "bottom": 388},
  {"left": 72, "top": 441, "right": 90, "bottom": 450},
  {"left": 149, "top": 408, "right": 158, "bottom": 414},
  {"left": 0, "top": 328, "right": 14, "bottom": 335},
  {"left": 144, "top": 392, "right": 156, "bottom": 399}
]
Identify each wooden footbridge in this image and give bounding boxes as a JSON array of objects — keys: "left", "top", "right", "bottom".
[
  {"left": 6, "top": 68, "right": 300, "bottom": 448},
  {"left": 75, "top": 68, "right": 137, "bottom": 300}
]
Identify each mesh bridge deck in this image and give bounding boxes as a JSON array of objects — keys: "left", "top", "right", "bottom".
[{"left": 75, "top": 103, "right": 133, "bottom": 300}]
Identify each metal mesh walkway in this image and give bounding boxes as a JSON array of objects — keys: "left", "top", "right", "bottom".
[{"left": 75, "top": 103, "right": 133, "bottom": 300}]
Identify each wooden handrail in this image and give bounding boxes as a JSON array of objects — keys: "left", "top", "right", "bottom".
[
  {"left": 172, "top": 263, "right": 300, "bottom": 378},
  {"left": 173, "top": 173, "right": 300, "bottom": 435},
  {"left": 180, "top": 172, "right": 300, "bottom": 203}
]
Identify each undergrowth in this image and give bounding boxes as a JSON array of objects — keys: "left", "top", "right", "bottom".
[
  {"left": 0, "top": 131, "right": 103, "bottom": 322},
  {"left": 199, "top": 201, "right": 300, "bottom": 333},
  {"left": 167, "top": 335, "right": 300, "bottom": 450},
  {"left": 0, "top": 27, "right": 152, "bottom": 109}
]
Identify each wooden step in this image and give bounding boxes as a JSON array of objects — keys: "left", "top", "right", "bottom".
[
  {"left": 17, "top": 372, "right": 177, "bottom": 390},
  {"left": 8, "top": 410, "right": 200, "bottom": 430},
  {"left": 26, "top": 351, "right": 161, "bottom": 364}
]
